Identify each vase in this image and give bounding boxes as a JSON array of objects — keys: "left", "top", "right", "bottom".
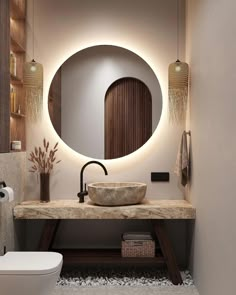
[{"left": 40, "top": 173, "right": 50, "bottom": 202}]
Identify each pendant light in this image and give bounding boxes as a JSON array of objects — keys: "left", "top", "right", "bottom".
[
  {"left": 168, "top": 0, "right": 189, "bottom": 124},
  {"left": 23, "top": 59, "right": 43, "bottom": 88},
  {"left": 23, "top": 0, "right": 43, "bottom": 121}
]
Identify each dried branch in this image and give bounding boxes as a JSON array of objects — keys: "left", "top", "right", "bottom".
[{"left": 28, "top": 139, "right": 61, "bottom": 174}]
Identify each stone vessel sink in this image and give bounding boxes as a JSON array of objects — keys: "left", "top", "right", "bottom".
[{"left": 88, "top": 182, "right": 147, "bottom": 206}]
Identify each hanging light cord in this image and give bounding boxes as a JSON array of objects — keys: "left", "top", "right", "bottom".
[
  {"left": 32, "top": 0, "right": 35, "bottom": 61},
  {"left": 176, "top": 0, "right": 180, "bottom": 61}
]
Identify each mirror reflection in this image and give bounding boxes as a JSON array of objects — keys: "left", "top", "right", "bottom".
[{"left": 48, "top": 45, "right": 162, "bottom": 159}]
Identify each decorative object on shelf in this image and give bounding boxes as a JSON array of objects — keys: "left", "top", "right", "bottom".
[
  {"left": 23, "top": 0, "right": 43, "bottom": 122},
  {"left": 121, "top": 232, "right": 155, "bottom": 257},
  {"left": 28, "top": 138, "right": 61, "bottom": 202},
  {"left": 168, "top": 0, "right": 189, "bottom": 124},
  {"left": 10, "top": 52, "right": 16, "bottom": 76},
  {"left": 10, "top": 86, "right": 16, "bottom": 112},
  {"left": 40, "top": 173, "right": 50, "bottom": 202},
  {"left": 17, "top": 104, "right": 21, "bottom": 114},
  {"left": 11, "top": 140, "right": 22, "bottom": 151}
]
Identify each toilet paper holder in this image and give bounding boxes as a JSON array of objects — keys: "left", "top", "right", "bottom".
[{"left": 0, "top": 181, "right": 7, "bottom": 198}]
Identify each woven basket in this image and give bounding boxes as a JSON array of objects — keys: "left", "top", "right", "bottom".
[{"left": 121, "top": 240, "right": 155, "bottom": 258}]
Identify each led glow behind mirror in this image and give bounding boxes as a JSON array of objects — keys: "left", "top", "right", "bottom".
[{"left": 48, "top": 45, "right": 162, "bottom": 159}]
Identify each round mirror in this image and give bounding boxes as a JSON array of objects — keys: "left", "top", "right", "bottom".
[{"left": 48, "top": 45, "right": 162, "bottom": 159}]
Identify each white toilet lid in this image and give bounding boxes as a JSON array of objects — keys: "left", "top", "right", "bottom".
[{"left": 0, "top": 252, "right": 63, "bottom": 275}]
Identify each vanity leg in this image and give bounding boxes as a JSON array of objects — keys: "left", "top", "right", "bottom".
[
  {"left": 38, "top": 220, "right": 60, "bottom": 251},
  {"left": 153, "top": 220, "right": 183, "bottom": 285}
]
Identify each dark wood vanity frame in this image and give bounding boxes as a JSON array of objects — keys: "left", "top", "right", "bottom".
[
  {"left": 38, "top": 219, "right": 183, "bottom": 285},
  {"left": 14, "top": 199, "right": 195, "bottom": 285}
]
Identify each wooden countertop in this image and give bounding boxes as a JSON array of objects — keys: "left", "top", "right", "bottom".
[{"left": 13, "top": 199, "right": 196, "bottom": 219}]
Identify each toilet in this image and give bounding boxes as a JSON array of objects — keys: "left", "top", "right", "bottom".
[{"left": 0, "top": 251, "right": 63, "bottom": 295}]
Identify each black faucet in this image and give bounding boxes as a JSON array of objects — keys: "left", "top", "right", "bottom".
[{"left": 77, "top": 160, "right": 108, "bottom": 203}]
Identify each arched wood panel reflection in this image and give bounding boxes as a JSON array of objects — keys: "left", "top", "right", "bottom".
[
  {"left": 48, "top": 67, "right": 61, "bottom": 136},
  {"left": 105, "top": 77, "right": 152, "bottom": 159}
]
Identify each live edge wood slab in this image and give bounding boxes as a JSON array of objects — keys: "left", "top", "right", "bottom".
[
  {"left": 13, "top": 199, "right": 196, "bottom": 219},
  {"left": 13, "top": 199, "right": 196, "bottom": 286}
]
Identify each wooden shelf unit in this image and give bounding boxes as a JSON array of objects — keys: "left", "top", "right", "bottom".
[
  {"left": 38, "top": 219, "right": 182, "bottom": 285},
  {"left": 11, "top": 112, "right": 26, "bottom": 118},
  {"left": 10, "top": 74, "right": 23, "bottom": 85},
  {"left": 10, "top": 0, "right": 26, "bottom": 20},
  {"left": 10, "top": 0, "right": 26, "bottom": 151},
  {"left": 10, "top": 36, "right": 25, "bottom": 53},
  {"left": 0, "top": 0, "right": 10, "bottom": 152},
  {"left": 0, "top": 0, "right": 27, "bottom": 152},
  {"left": 53, "top": 248, "right": 165, "bottom": 265}
]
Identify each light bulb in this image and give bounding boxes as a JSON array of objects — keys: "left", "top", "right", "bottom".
[
  {"left": 30, "top": 64, "right": 37, "bottom": 72},
  {"left": 175, "top": 65, "right": 181, "bottom": 72}
]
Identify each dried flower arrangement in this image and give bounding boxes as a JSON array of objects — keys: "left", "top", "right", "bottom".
[{"left": 28, "top": 138, "right": 61, "bottom": 174}]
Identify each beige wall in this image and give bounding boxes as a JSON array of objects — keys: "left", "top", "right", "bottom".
[
  {"left": 26, "top": 0, "right": 186, "bottom": 200},
  {"left": 23, "top": 0, "right": 189, "bottom": 264},
  {"left": 186, "top": 0, "right": 236, "bottom": 293}
]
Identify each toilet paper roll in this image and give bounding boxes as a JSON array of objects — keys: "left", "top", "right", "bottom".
[
  {"left": 0, "top": 193, "right": 9, "bottom": 203},
  {"left": 0, "top": 187, "right": 14, "bottom": 202}
]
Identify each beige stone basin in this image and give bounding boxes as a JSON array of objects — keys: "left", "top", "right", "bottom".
[{"left": 88, "top": 182, "right": 147, "bottom": 206}]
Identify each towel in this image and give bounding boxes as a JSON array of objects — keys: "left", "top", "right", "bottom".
[
  {"left": 174, "top": 131, "right": 189, "bottom": 187},
  {"left": 122, "top": 232, "right": 153, "bottom": 241}
]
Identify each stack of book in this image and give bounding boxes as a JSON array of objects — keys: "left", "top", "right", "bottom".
[{"left": 121, "top": 232, "right": 155, "bottom": 258}]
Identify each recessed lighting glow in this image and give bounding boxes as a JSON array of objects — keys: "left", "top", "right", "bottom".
[{"left": 46, "top": 42, "right": 165, "bottom": 164}]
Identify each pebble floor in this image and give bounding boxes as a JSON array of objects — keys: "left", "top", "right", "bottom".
[
  {"left": 57, "top": 268, "right": 194, "bottom": 287},
  {"left": 54, "top": 268, "right": 199, "bottom": 295}
]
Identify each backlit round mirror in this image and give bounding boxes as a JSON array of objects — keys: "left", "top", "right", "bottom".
[{"left": 48, "top": 45, "right": 162, "bottom": 159}]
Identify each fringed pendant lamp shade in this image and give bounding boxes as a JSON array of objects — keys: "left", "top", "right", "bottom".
[
  {"left": 168, "top": 59, "right": 189, "bottom": 124},
  {"left": 24, "top": 59, "right": 43, "bottom": 121},
  {"left": 168, "top": 0, "right": 189, "bottom": 124},
  {"left": 23, "top": 0, "right": 43, "bottom": 122},
  {"left": 24, "top": 59, "right": 43, "bottom": 89}
]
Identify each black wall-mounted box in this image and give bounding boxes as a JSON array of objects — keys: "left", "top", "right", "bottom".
[{"left": 151, "top": 172, "right": 169, "bottom": 182}]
